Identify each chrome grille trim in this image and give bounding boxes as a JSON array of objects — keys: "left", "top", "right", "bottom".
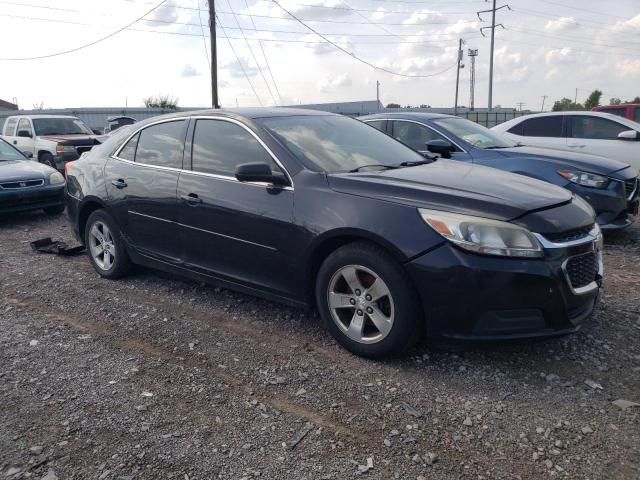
[{"left": 0, "top": 179, "right": 45, "bottom": 189}]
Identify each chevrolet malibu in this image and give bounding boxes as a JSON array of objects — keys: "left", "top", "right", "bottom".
[{"left": 66, "top": 109, "right": 603, "bottom": 358}]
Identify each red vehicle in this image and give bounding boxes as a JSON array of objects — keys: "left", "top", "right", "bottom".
[{"left": 593, "top": 104, "right": 640, "bottom": 123}]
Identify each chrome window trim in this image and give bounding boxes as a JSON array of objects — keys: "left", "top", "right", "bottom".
[
  {"left": 112, "top": 115, "right": 294, "bottom": 189},
  {"left": 363, "top": 118, "right": 468, "bottom": 154},
  {"left": 179, "top": 168, "right": 294, "bottom": 191}
]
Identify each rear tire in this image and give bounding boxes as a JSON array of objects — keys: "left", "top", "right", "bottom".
[
  {"left": 39, "top": 152, "right": 57, "bottom": 170},
  {"left": 315, "top": 241, "right": 424, "bottom": 358},
  {"left": 43, "top": 205, "right": 65, "bottom": 215},
  {"left": 85, "top": 209, "right": 132, "bottom": 279}
]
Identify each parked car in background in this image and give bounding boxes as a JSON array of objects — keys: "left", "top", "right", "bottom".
[
  {"left": 593, "top": 104, "right": 640, "bottom": 122},
  {"left": 492, "top": 111, "right": 640, "bottom": 171},
  {"left": 104, "top": 115, "right": 136, "bottom": 133},
  {"left": 67, "top": 109, "right": 602, "bottom": 358},
  {"left": 360, "top": 113, "right": 638, "bottom": 231},
  {"left": 1, "top": 115, "right": 101, "bottom": 171},
  {"left": 0, "top": 137, "right": 66, "bottom": 215}
]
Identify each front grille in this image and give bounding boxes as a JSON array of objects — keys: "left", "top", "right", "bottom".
[
  {"left": 543, "top": 224, "right": 593, "bottom": 244},
  {"left": 0, "top": 179, "right": 44, "bottom": 189},
  {"left": 624, "top": 178, "right": 638, "bottom": 199},
  {"left": 76, "top": 146, "right": 94, "bottom": 155},
  {"left": 3, "top": 192, "right": 61, "bottom": 208},
  {"left": 565, "top": 252, "right": 598, "bottom": 290}
]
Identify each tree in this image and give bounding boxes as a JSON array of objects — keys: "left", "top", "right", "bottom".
[
  {"left": 143, "top": 94, "right": 179, "bottom": 109},
  {"left": 386, "top": 103, "right": 400, "bottom": 108},
  {"left": 584, "top": 90, "right": 602, "bottom": 110},
  {"left": 552, "top": 98, "right": 584, "bottom": 111},
  {"left": 610, "top": 98, "right": 622, "bottom": 105},
  {"left": 631, "top": 96, "right": 640, "bottom": 103}
]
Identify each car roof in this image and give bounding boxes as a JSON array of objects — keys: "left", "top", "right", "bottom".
[
  {"left": 144, "top": 107, "right": 338, "bottom": 122},
  {"left": 359, "top": 112, "right": 456, "bottom": 121},
  {"left": 9, "top": 114, "right": 80, "bottom": 120}
]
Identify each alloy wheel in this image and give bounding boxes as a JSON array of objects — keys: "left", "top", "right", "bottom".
[
  {"left": 88, "top": 221, "right": 116, "bottom": 271},
  {"left": 327, "top": 264, "right": 395, "bottom": 344}
]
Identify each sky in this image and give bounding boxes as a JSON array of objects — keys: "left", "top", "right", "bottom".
[{"left": 0, "top": 0, "right": 639, "bottom": 110}]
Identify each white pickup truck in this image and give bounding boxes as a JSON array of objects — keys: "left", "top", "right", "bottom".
[{"left": 1, "top": 115, "right": 101, "bottom": 171}]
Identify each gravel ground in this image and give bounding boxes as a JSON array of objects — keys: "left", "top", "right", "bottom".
[{"left": 1, "top": 211, "right": 639, "bottom": 480}]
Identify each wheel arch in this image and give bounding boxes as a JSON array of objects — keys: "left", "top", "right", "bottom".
[{"left": 77, "top": 197, "right": 107, "bottom": 243}]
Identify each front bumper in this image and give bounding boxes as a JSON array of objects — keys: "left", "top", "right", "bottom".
[
  {"left": 0, "top": 184, "right": 65, "bottom": 214},
  {"left": 405, "top": 238, "right": 601, "bottom": 343},
  {"left": 567, "top": 178, "right": 638, "bottom": 231}
]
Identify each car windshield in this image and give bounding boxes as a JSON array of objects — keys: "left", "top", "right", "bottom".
[
  {"left": 433, "top": 117, "right": 516, "bottom": 149},
  {"left": 33, "top": 118, "right": 93, "bottom": 136},
  {"left": 259, "top": 115, "right": 426, "bottom": 173},
  {"left": 0, "top": 139, "right": 26, "bottom": 161}
]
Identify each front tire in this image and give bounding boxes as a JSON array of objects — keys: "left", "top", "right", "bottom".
[
  {"left": 85, "top": 210, "right": 132, "bottom": 279},
  {"left": 315, "top": 241, "right": 424, "bottom": 358}
]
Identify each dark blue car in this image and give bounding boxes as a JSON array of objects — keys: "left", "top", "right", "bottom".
[
  {"left": 359, "top": 113, "right": 639, "bottom": 231},
  {"left": 0, "top": 137, "right": 66, "bottom": 215}
]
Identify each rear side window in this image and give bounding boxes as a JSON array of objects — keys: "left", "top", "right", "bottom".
[
  {"left": 3, "top": 118, "right": 17, "bottom": 136},
  {"left": 118, "top": 133, "right": 139, "bottom": 161},
  {"left": 134, "top": 121, "right": 186, "bottom": 169},
  {"left": 570, "top": 116, "right": 628, "bottom": 140},
  {"left": 191, "top": 119, "right": 276, "bottom": 177},
  {"left": 365, "top": 120, "right": 385, "bottom": 132},
  {"left": 519, "top": 116, "right": 563, "bottom": 137},
  {"left": 17, "top": 118, "right": 33, "bottom": 137}
]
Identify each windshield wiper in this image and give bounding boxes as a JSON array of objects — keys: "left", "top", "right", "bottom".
[
  {"left": 349, "top": 164, "right": 400, "bottom": 173},
  {"left": 483, "top": 146, "right": 510, "bottom": 149},
  {"left": 399, "top": 159, "right": 434, "bottom": 167}
]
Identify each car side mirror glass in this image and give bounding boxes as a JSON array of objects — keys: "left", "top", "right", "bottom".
[
  {"left": 17, "top": 130, "right": 32, "bottom": 138},
  {"left": 235, "top": 162, "right": 288, "bottom": 186},
  {"left": 617, "top": 130, "right": 638, "bottom": 140},
  {"left": 426, "top": 139, "right": 454, "bottom": 158}
]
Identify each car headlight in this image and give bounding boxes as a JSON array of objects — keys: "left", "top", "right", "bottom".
[
  {"left": 56, "top": 145, "right": 76, "bottom": 154},
  {"left": 558, "top": 170, "right": 608, "bottom": 189},
  {"left": 49, "top": 172, "right": 65, "bottom": 185},
  {"left": 419, "top": 208, "right": 544, "bottom": 258}
]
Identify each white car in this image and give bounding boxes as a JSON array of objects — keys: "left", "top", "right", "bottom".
[{"left": 492, "top": 111, "right": 640, "bottom": 171}]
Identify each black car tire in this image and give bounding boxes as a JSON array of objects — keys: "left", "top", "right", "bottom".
[
  {"left": 43, "top": 205, "right": 65, "bottom": 215},
  {"left": 85, "top": 209, "right": 132, "bottom": 279},
  {"left": 39, "top": 152, "right": 56, "bottom": 170},
  {"left": 316, "top": 241, "right": 424, "bottom": 358}
]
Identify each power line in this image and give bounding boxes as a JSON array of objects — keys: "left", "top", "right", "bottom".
[
  {"left": 215, "top": 13, "right": 263, "bottom": 106},
  {"left": 0, "top": 0, "right": 169, "bottom": 61},
  {"left": 524, "top": 0, "right": 630, "bottom": 20},
  {"left": 270, "top": 0, "right": 459, "bottom": 78}
]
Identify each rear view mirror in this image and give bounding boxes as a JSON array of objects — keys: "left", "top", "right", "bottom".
[
  {"left": 235, "top": 162, "right": 288, "bottom": 186},
  {"left": 426, "top": 139, "right": 454, "bottom": 158},
  {"left": 617, "top": 130, "right": 638, "bottom": 140},
  {"left": 17, "top": 130, "right": 32, "bottom": 138}
]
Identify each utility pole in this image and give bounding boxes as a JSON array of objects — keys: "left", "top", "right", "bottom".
[
  {"left": 208, "top": 0, "right": 220, "bottom": 108},
  {"left": 376, "top": 80, "right": 381, "bottom": 110},
  {"left": 574, "top": 88, "right": 578, "bottom": 105},
  {"left": 516, "top": 102, "right": 525, "bottom": 111},
  {"left": 454, "top": 39, "right": 464, "bottom": 116},
  {"left": 468, "top": 49, "right": 478, "bottom": 111},
  {"left": 540, "top": 95, "right": 548, "bottom": 112},
  {"left": 478, "top": 1, "right": 510, "bottom": 111}
]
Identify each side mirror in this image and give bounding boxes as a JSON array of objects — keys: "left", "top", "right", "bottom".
[
  {"left": 426, "top": 139, "right": 455, "bottom": 158},
  {"left": 617, "top": 130, "right": 638, "bottom": 141},
  {"left": 235, "top": 162, "right": 288, "bottom": 186},
  {"left": 17, "top": 130, "right": 32, "bottom": 138},
  {"left": 23, "top": 151, "right": 33, "bottom": 158}
]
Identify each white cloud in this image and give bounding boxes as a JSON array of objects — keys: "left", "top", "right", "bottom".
[
  {"left": 443, "top": 20, "right": 480, "bottom": 35},
  {"left": 318, "top": 73, "right": 352, "bottom": 92},
  {"left": 223, "top": 57, "right": 259, "bottom": 78},
  {"left": 371, "top": 7, "right": 387, "bottom": 21},
  {"left": 612, "top": 13, "right": 640, "bottom": 33},
  {"left": 545, "top": 47, "right": 575, "bottom": 66},
  {"left": 545, "top": 17, "right": 578, "bottom": 32},
  {"left": 403, "top": 9, "right": 442, "bottom": 25},
  {"left": 181, "top": 64, "right": 202, "bottom": 77},
  {"left": 615, "top": 59, "right": 640, "bottom": 77}
]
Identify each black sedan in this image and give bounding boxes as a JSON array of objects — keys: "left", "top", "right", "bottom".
[
  {"left": 66, "top": 109, "right": 602, "bottom": 358},
  {"left": 360, "top": 113, "right": 639, "bottom": 231},
  {"left": 0, "top": 137, "right": 65, "bottom": 215}
]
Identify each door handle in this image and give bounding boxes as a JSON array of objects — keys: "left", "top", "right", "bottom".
[
  {"left": 180, "top": 193, "right": 202, "bottom": 205},
  {"left": 13, "top": 140, "right": 17, "bottom": 145},
  {"left": 111, "top": 179, "right": 127, "bottom": 189}
]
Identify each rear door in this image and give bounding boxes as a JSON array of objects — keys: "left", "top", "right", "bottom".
[
  {"left": 566, "top": 115, "right": 637, "bottom": 162},
  {"left": 105, "top": 119, "right": 187, "bottom": 264},
  {"left": 177, "top": 117, "right": 295, "bottom": 296}
]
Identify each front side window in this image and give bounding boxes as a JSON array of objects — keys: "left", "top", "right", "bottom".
[
  {"left": 3, "top": 118, "right": 17, "bottom": 136},
  {"left": 191, "top": 119, "right": 275, "bottom": 176},
  {"left": 365, "top": 120, "right": 385, "bottom": 132},
  {"left": 0, "top": 139, "right": 26, "bottom": 161},
  {"left": 17, "top": 118, "right": 33, "bottom": 137},
  {"left": 134, "top": 121, "right": 186, "bottom": 169},
  {"left": 432, "top": 118, "right": 515, "bottom": 149},
  {"left": 392, "top": 121, "right": 447, "bottom": 151},
  {"left": 259, "top": 115, "right": 425, "bottom": 173},
  {"left": 570, "top": 116, "right": 628, "bottom": 140},
  {"left": 32, "top": 118, "right": 93, "bottom": 136},
  {"left": 519, "top": 116, "right": 563, "bottom": 137}
]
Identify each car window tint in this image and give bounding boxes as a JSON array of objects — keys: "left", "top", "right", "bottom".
[
  {"left": 4, "top": 118, "right": 17, "bottom": 136},
  {"left": 392, "top": 121, "right": 445, "bottom": 150},
  {"left": 0, "top": 139, "right": 26, "bottom": 160},
  {"left": 571, "top": 116, "right": 628, "bottom": 140},
  {"left": 366, "top": 120, "right": 385, "bottom": 132},
  {"left": 118, "top": 133, "right": 139, "bottom": 161},
  {"left": 17, "top": 118, "right": 33, "bottom": 137},
  {"left": 191, "top": 119, "right": 276, "bottom": 177},
  {"left": 507, "top": 122, "right": 523, "bottom": 135},
  {"left": 520, "top": 116, "right": 563, "bottom": 137},
  {"left": 135, "top": 121, "right": 185, "bottom": 168}
]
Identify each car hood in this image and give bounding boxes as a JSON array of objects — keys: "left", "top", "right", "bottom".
[
  {"left": 0, "top": 159, "right": 56, "bottom": 181},
  {"left": 496, "top": 145, "right": 629, "bottom": 175},
  {"left": 328, "top": 159, "right": 572, "bottom": 221},
  {"left": 40, "top": 134, "right": 100, "bottom": 145}
]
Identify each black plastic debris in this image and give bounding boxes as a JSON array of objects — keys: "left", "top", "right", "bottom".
[{"left": 30, "top": 237, "right": 85, "bottom": 256}]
